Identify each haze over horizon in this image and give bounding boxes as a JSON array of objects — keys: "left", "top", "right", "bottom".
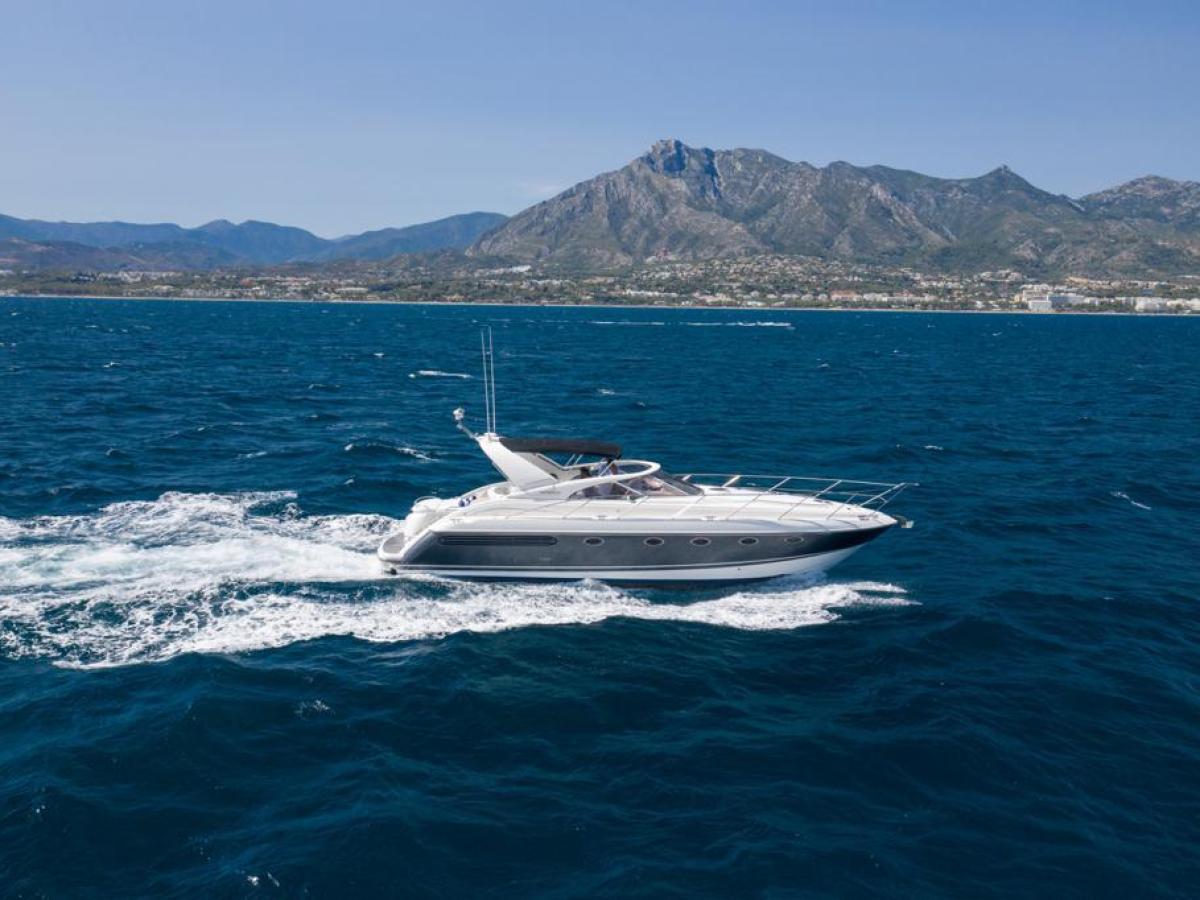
[{"left": 2, "top": 0, "right": 1197, "bottom": 237}]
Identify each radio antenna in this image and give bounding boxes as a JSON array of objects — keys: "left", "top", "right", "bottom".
[{"left": 480, "top": 326, "right": 497, "bottom": 433}]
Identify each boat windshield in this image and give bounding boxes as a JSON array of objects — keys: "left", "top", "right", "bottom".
[
  {"left": 635, "top": 470, "right": 703, "bottom": 496},
  {"left": 568, "top": 464, "right": 702, "bottom": 499}
]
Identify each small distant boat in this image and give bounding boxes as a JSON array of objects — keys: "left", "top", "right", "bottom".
[{"left": 378, "top": 331, "right": 912, "bottom": 584}]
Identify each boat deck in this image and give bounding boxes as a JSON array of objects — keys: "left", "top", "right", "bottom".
[{"left": 455, "top": 485, "right": 899, "bottom": 533}]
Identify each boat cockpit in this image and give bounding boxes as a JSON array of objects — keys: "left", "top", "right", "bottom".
[{"left": 475, "top": 433, "right": 701, "bottom": 501}]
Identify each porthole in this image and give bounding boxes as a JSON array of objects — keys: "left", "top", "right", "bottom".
[
  {"left": 644, "top": 537, "right": 665, "bottom": 547},
  {"left": 739, "top": 537, "right": 759, "bottom": 546},
  {"left": 785, "top": 536, "right": 806, "bottom": 544},
  {"left": 584, "top": 537, "right": 604, "bottom": 546},
  {"left": 690, "top": 537, "right": 711, "bottom": 546}
]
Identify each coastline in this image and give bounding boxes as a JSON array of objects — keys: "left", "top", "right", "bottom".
[{"left": 3, "top": 292, "right": 1196, "bottom": 317}]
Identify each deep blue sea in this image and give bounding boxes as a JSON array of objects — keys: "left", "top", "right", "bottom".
[{"left": 2, "top": 297, "right": 1198, "bottom": 897}]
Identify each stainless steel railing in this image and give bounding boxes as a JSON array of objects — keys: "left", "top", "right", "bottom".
[
  {"left": 478, "top": 474, "right": 911, "bottom": 523},
  {"left": 679, "top": 473, "right": 909, "bottom": 502},
  {"left": 676, "top": 474, "right": 913, "bottom": 520}
]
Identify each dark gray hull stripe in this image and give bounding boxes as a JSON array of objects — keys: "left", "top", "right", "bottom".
[{"left": 391, "top": 550, "right": 851, "bottom": 573}]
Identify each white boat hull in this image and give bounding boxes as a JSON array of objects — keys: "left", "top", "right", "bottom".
[{"left": 375, "top": 448, "right": 908, "bottom": 586}]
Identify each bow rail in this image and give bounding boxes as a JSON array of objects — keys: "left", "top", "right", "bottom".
[{"left": 677, "top": 473, "right": 913, "bottom": 520}]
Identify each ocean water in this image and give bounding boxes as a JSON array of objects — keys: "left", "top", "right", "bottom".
[{"left": 2, "top": 297, "right": 1198, "bottom": 897}]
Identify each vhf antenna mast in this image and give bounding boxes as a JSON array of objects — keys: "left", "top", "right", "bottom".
[
  {"left": 454, "top": 327, "right": 496, "bottom": 438},
  {"left": 480, "top": 326, "right": 497, "bottom": 434}
]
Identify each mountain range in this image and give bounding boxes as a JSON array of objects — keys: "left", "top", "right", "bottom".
[
  {"left": 4, "top": 140, "right": 1199, "bottom": 277},
  {"left": 0, "top": 211, "right": 507, "bottom": 270},
  {"left": 472, "top": 139, "right": 1200, "bottom": 277}
]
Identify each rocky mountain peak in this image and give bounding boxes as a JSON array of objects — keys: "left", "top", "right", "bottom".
[
  {"left": 642, "top": 138, "right": 692, "bottom": 174},
  {"left": 1081, "top": 174, "right": 1200, "bottom": 228},
  {"left": 978, "top": 164, "right": 1034, "bottom": 189},
  {"left": 1112, "top": 175, "right": 1192, "bottom": 195},
  {"left": 639, "top": 139, "right": 719, "bottom": 182}
]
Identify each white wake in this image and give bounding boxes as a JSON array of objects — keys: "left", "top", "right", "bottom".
[{"left": 0, "top": 492, "right": 912, "bottom": 668}]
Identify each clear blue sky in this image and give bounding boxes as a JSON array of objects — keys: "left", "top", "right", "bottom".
[{"left": 2, "top": 0, "right": 1196, "bottom": 236}]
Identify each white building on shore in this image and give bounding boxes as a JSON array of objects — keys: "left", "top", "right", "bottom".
[{"left": 1016, "top": 286, "right": 1103, "bottom": 311}]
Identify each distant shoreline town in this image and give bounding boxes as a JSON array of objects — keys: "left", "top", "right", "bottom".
[{"left": 2, "top": 256, "right": 1198, "bottom": 314}]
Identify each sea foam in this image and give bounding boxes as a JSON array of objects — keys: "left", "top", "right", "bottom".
[{"left": 409, "top": 369, "right": 472, "bottom": 379}]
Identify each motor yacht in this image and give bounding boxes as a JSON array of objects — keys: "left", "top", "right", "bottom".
[{"left": 378, "top": 333, "right": 912, "bottom": 585}]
